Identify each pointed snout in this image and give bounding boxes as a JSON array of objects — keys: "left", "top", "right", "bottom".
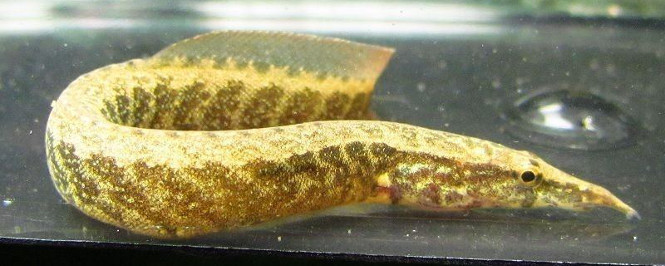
[
  {"left": 536, "top": 163, "right": 640, "bottom": 220},
  {"left": 584, "top": 185, "right": 641, "bottom": 220}
]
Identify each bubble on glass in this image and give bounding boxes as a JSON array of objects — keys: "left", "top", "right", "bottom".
[
  {"left": 2, "top": 199, "right": 13, "bottom": 207},
  {"left": 503, "top": 89, "right": 641, "bottom": 150},
  {"left": 416, "top": 82, "right": 427, "bottom": 92}
]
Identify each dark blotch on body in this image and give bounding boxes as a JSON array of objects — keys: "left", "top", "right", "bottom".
[
  {"left": 348, "top": 93, "right": 369, "bottom": 119},
  {"left": 318, "top": 146, "right": 345, "bottom": 167},
  {"left": 324, "top": 92, "right": 350, "bottom": 119},
  {"left": 389, "top": 185, "right": 402, "bottom": 204},
  {"left": 241, "top": 84, "right": 285, "bottom": 128},
  {"left": 280, "top": 87, "right": 322, "bottom": 125},
  {"left": 444, "top": 191, "right": 464, "bottom": 204},
  {"left": 345, "top": 141, "right": 371, "bottom": 175},
  {"left": 203, "top": 80, "right": 244, "bottom": 130},
  {"left": 151, "top": 83, "right": 179, "bottom": 129},
  {"left": 369, "top": 143, "right": 398, "bottom": 169},
  {"left": 419, "top": 183, "right": 442, "bottom": 206},
  {"left": 131, "top": 86, "right": 155, "bottom": 128},
  {"left": 289, "top": 151, "right": 319, "bottom": 173},
  {"left": 172, "top": 81, "right": 209, "bottom": 130}
]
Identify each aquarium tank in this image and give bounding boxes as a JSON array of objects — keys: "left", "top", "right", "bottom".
[{"left": 1, "top": 0, "right": 664, "bottom": 264}]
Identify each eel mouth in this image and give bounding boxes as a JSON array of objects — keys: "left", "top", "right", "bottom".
[
  {"left": 589, "top": 186, "right": 641, "bottom": 220},
  {"left": 540, "top": 181, "right": 640, "bottom": 220},
  {"left": 535, "top": 162, "right": 640, "bottom": 220}
]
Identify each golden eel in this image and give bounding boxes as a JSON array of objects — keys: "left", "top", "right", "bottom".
[{"left": 45, "top": 31, "right": 639, "bottom": 238}]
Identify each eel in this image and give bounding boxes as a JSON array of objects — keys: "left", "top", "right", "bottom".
[{"left": 45, "top": 31, "right": 639, "bottom": 238}]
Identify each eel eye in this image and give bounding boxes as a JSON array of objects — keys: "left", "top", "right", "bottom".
[
  {"left": 519, "top": 170, "right": 542, "bottom": 187},
  {"left": 521, "top": 171, "right": 536, "bottom": 182}
]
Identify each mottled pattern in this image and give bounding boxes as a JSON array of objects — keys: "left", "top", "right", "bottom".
[
  {"left": 101, "top": 77, "right": 370, "bottom": 131},
  {"left": 45, "top": 31, "right": 638, "bottom": 238}
]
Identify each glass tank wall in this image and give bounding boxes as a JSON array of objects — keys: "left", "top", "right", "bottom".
[{"left": 1, "top": 1, "right": 664, "bottom": 264}]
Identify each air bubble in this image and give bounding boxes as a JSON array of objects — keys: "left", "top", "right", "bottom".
[
  {"left": 503, "top": 89, "right": 641, "bottom": 150},
  {"left": 3, "top": 199, "right": 13, "bottom": 207}
]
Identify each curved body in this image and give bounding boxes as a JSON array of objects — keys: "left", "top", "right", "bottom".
[{"left": 45, "top": 31, "right": 638, "bottom": 238}]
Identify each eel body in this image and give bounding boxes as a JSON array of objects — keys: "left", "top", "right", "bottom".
[{"left": 45, "top": 31, "right": 639, "bottom": 238}]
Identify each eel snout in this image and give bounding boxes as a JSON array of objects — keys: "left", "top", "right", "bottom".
[{"left": 537, "top": 162, "right": 640, "bottom": 220}]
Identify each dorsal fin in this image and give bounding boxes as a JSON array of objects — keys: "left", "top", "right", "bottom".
[{"left": 151, "top": 31, "right": 394, "bottom": 80}]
